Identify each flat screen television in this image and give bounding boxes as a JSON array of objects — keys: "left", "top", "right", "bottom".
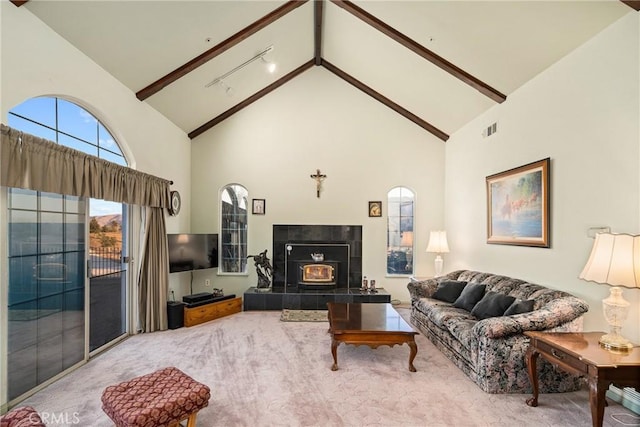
[{"left": 168, "top": 233, "right": 218, "bottom": 273}]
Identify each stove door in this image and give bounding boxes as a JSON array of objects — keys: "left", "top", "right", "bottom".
[{"left": 299, "top": 263, "right": 335, "bottom": 284}]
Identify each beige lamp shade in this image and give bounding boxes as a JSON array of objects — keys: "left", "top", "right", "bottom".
[
  {"left": 579, "top": 232, "right": 640, "bottom": 351},
  {"left": 579, "top": 233, "right": 640, "bottom": 288},
  {"left": 426, "top": 230, "right": 449, "bottom": 277},
  {"left": 400, "top": 231, "right": 414, "bottom": 247},
  {"left": 426, "top": 231, "right": 449, "bottom": 254}
]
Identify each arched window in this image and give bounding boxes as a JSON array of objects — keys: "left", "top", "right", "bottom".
[
  {"left": 9, "top": 97, "right": 126, "bottom": 165},
  {"left": 220, "top": 184, "right": 248, "bottom": 273},
  {"left": 387, "top": 186, "right": 415, "bottom": 276}
]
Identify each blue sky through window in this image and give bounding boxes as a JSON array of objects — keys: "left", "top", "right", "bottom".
[{"left": 8, "top": 97, "right": 126, "bottom": 216}]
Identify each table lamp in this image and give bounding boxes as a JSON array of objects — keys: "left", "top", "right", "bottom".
[
  {"left": 400, "top": 231, "right": 414, "bottom": 270},
  {"left": 426, "top": 230, "right": 449, "bottom": 277},
  {"left": 579, "top": 232, "right": 640, "bottom": 351}
]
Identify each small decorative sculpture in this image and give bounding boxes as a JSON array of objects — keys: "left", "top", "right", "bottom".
[{"left": 247, "top": 249, "right": 273, "bottom": 292}]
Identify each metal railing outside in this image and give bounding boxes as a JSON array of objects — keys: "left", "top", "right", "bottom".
[{"left": 89, "top": 247, "right": 122, "bottom": 278}]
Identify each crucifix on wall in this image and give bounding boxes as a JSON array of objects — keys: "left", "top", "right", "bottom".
[{"left": 310, "top": 169, "right": 327, "bottom": 198}]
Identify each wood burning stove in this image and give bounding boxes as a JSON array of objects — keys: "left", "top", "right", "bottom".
[{"left": 297, "top": 262, "right": 337, "bottom": 287}]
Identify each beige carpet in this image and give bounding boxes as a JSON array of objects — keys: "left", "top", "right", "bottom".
[{"left": 17, "top": 308, "right": 639, "bottom": 427}]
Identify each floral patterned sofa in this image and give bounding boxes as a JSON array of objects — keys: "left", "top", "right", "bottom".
[{"left": 408, "top": 270, "right": 589, "bottom": 393}]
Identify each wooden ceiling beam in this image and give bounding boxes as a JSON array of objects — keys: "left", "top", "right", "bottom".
[
  {"left": 329, "top": 0, "right": 506, "bottom": 104},
  {"left": 314, "top": 0, "right": 324, "bottom": 65},
  {"left": 321, "top": 59, "right": 449, "bottom": 141},
  {"left": 137, "top": 0, "right": 308, "bottom": 101},
  {"left": 189, "top": 60, "right": 315, "bottom": 139},
  {"left": 10, "top": 1, "right": 29, "bottom": 6},
  {"left": 621, "top": 1, "right": 640, "bottom": 11}
]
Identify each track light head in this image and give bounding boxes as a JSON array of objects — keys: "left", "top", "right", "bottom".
[
  {"left": 219, "top": 80, "right": 234, "bottom": 97},
  {"left": 262, "top": 57, "right": 277, "bottom": 74}
]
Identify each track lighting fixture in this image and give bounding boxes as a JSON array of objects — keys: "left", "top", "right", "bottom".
[{"left": 205, "top": 45, "right": 276, "bottom": 92}]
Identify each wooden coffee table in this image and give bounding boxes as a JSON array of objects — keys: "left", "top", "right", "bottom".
[{"left": 327, "top": 302, "right": 418, "bottom": 372}]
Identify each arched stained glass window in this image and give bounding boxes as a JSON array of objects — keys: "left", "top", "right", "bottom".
[{"left": 220, "top": 184, "right": 248, "bottom": 273}]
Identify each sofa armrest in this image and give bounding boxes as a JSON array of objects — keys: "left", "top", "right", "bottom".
[
  {"left": 473, "top": 296, "right": 589, "bottom": 339},
  {"left": 407, "top": 278, "right": 438, "bottom": 303},
  {"left": 407, "top": 271, "right": 465, "bottom": 303}
]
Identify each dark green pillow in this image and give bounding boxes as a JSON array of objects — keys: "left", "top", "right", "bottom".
[
  {"left": 453, "top": 283, "right": 486, "bottom": 312},
  {"left": 432, "top": 280, "right": 468, "bottom": 303},
  {"left": 504, "top": 299, "right": 535, "bottom": 316},
  {"left": 470, "top": 291, "right": 516, "bottom": 320}
]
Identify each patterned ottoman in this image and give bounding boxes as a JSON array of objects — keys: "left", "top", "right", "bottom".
[
  {"left": 101, "top": 367, "right": 210, "bottom": 427},
  {"left": 0, "top": 406, "right": 45, "bottom": 427}
]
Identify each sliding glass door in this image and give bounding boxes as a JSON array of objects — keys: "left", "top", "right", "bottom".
[{"left": 7, "top": 189, "right": 86, "bottom": 400}]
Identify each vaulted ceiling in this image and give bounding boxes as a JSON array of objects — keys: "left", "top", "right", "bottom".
[{"left": 13, "top": 0, "right": 639, "bottom": 141}]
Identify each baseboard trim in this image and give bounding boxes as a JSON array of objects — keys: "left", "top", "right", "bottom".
[{"left": 606, "top": 385, "right": 640, "bottom": 415}]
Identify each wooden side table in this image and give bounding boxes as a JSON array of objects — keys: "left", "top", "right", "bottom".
[
  {"left": 184, "top": 297, "right": 242, "bottom": 327},
  {"left": 524, "top": 331, "right": 640, "bottom": 427}
]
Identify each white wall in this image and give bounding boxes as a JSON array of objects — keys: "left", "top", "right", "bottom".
[
  {"left": 445, "top": 12, "right": 640, "bottom": 343},
  {"left": 189, "top": 67, "right": 446, "bottom": 301},
  {"left": 0, "top": 3, "right": 192, "bottom": 407}
]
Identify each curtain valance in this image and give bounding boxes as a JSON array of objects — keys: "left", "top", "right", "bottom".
[{"left": 1, "top": 124, "right": 171, "bottom": 208}]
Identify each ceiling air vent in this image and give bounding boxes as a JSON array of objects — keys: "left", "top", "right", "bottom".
[{"left": 482, "top": 122, "right": 497, "bottom": 138}]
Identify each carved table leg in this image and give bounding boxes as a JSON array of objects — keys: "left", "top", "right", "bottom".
[
  {"left": 588, "top": 377, "right": 607, "bottom": 427},
  {"left": 331, "top": 338, "right": 339, "bottom": 371},
  {"left": 408, "top": 340, "right": 417, "bottom": 372},
  {"left": 525, "top": 345, "right": 540, "bottom": 407}
]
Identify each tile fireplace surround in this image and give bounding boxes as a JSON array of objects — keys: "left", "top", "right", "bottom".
[
  {"left": 243, "top": 225, "right": 391, "bottom": 310},
  {"left": 272, "top": 224, "right": 362, "bottom": 289}
]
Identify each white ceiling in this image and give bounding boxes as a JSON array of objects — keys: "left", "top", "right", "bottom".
[{"left": 22, "top": 0, "right": 633, "bottom": 140}]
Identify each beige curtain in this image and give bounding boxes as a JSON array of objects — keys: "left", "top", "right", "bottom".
[
  {"left": 2, "top": 123, "right": 172, "bottom": 332},
  {"left": 138, "top": 207, "right": 169, "bottom": 332},
  {"left": 1, "top": 124, "right": 170, "bottom": 207}
]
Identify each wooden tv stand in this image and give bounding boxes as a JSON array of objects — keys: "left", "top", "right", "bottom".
[{"left": 184, "top": 297, "right": 242, "bottom": 327}]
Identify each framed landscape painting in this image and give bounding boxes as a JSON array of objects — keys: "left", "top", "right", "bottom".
[{"left": 486, "top": 158, "right": 550, "bottom": 247}]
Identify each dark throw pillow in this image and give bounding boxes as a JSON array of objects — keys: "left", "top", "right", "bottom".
[
  {"left": 470, "top": 291, "right": 516, "bottom": 320},
  {"left": 504, "top": 299, "right": 535, "bottom": 316},
  {"left": 432, "top": 280, "right": 468, "bottom": 303},
  {"left": 453, "top": 283, "right": 486, "bottom": 312}
]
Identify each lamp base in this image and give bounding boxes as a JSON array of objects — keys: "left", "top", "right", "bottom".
[
  {"left": 599, "top": 332, "right": 633, "bottom": 352},
  {"left": 600, "top": 287, "right": 632, "bottom": 352},
  {"left": 434, "top": 255, "right": 443, "bottom": 277}
]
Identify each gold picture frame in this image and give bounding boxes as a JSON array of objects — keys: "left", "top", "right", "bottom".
[
  {"left": 486, "top": 158, "right": 550, "bottom": 247},
  {"left": 368, "top": 201, "right": 382, "bottom": 217}
]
